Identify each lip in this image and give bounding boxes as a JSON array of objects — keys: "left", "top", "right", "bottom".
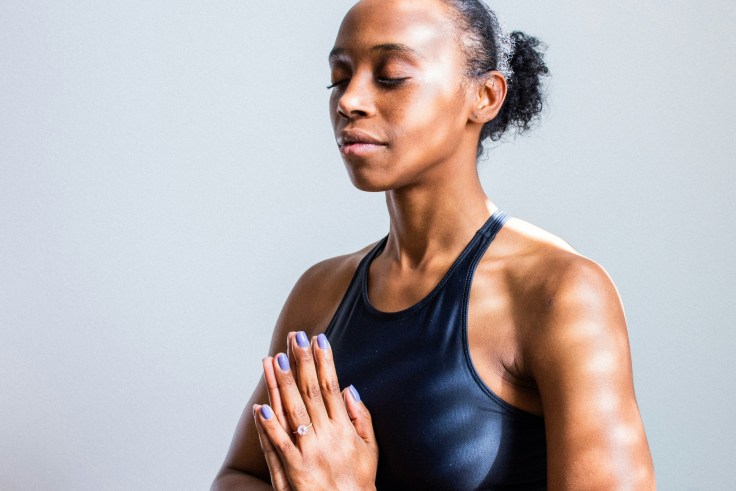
[
  {"left": 337, "top": 129, "right": 388, "bottom": 157},
  {"left": 337, "top": 129, "right": 386, "bottom": 146}
]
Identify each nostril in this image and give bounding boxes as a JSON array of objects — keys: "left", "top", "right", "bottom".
[
  {"left": 336, "top": 105, "right": 350, "bottom": 120},
  {"left": 337, "top": 101, "right": 369, "bottom": 120}
]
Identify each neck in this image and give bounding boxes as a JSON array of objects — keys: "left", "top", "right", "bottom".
[{"left": 383, "top": 163, "right": 497, "bottom": 267}]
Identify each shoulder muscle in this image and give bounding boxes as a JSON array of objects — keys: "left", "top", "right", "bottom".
[
  {"left": 529, "top": 257, "right": 654, "bottom": 489},
  {"left": 269, "top": 242, "right": 376, "bottom": 352}
]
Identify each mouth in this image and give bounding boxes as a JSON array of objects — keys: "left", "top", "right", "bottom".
[{"left": 337, "top": 130, "right": 388, "bottom": 157}]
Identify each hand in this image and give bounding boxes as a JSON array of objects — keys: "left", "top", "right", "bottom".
[{"left": 253, "top": 331, "right": 378, "bottom": 491}]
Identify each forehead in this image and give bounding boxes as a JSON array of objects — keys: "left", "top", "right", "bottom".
[{"left": 332, "top": 0, "right": 458, "bottom": 60}]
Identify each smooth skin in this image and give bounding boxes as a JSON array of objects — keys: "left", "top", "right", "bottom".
[{"left": 212, "top": 0, "right": 655, "bottom": 489}]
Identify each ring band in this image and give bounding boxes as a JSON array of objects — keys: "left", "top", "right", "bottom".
[{"left": 293, "top": 423, "right": 313, "bottom": 436}]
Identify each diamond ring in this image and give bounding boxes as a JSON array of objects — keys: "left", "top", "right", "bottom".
[{"left": 293, "top": 422, "right": 313, "bottom": 436}]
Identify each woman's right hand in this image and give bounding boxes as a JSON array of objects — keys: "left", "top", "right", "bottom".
[{"left": 254, "top": 331, "right": 378, "bottom": 491}]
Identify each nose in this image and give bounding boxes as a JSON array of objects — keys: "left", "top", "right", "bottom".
[{"left": 336, "top": 75, "right": 375, "bottom": 120}]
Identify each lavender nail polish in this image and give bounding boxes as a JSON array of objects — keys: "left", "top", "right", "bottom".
[
  {"left": 277, "top": 353, "right": 290, "bottom": 372},
  {"left": 349, "top": 384, "right": 361, "bottom": 402},
  {"left": 317, "top": 333, "right": 329, "bottom": 350},
  {"left": 296, "top": 331, "right": 309, "bottom": 348},
  {"left": 260, "top": 405, "right": 274, "bottom": 420}
]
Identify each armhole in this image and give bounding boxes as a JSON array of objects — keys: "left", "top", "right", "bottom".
[{"left": 461, "top": 215, "right": 544, "bottom": 420}]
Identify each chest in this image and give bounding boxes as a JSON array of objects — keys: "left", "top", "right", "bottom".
[
  {"left": 325, "top": 291, "right": 547, "bottom": 489},
  {"left": 367, "top": 255, "right": 544, "bottom": 416}
]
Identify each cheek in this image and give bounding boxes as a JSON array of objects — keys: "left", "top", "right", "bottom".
[
  {"left": 387, "top": 84, "right": 467, "bottom": 145},
  {"left": 328, "top": 95, "right": 339, "bottom": 127}
]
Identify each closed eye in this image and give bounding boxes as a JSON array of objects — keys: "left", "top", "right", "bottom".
[
  {"left": 326, "top": 80, "right": 349, "bottom": 90},
  {"left": 377, "top": 77, "right": 410, "bottom": 88},
  {"left": 326, "top": 76, "right": 411, "bottom": 90}
]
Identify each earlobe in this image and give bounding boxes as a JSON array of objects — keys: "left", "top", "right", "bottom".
[{"left": 470, "top": 71, "right": 507, "bottom": 124}]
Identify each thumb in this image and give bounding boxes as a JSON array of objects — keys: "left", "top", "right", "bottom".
[{"left": 344, "top": 384, "right": 376, "bottom": 445}]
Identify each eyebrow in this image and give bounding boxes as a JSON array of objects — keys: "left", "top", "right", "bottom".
[{"left": 328, "top": 43, "right": 423, "bottom": 63}]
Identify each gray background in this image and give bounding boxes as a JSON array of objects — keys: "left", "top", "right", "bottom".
[{"left": 1, "top": 1, "right": 734, "bottom": 489}]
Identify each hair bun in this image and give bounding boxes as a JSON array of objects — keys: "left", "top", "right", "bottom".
[{"left": 481, "top": 31, "right": 549, "bottom": 148}]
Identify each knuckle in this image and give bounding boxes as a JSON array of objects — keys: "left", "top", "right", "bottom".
[
  {"left": 277, "top": 438, "right": 292, "bottom": 456},
  {"left": 320, "top": 378, "right": 341, "bottom": 396},
  {"left": 305, "top": 383, "right": 322, "bottom": 401},
  {"left": 319, "top": 350, "right": 334, "bottom": 364},
  {"left": 291, "top": 405, "right": 309, "bottom": 422},
  {"left": 363, "top": 410, "right": 373, "bottom": 424},
  {"left": 295, "top": 348, "right": 313, "bottom": 364}
]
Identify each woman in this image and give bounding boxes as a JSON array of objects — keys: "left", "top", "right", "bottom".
[{"left": 213, "top": 0, "right": 655, "bottom": 489}]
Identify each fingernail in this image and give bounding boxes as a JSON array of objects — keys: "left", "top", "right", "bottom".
[
  {"left": 260, "top": 404, "right": 274, "bottom": 420},
  {"left": 277, "top": 353, "right": 290, "bottom": 372},
  {"left": 317, "top": 333, "right": 329, "bottom": 350},
  {"left": 349, "top": 384, "right": 361, "bottom": 402},
  {"left": 296, "top": 331, "right": 309, "bottom": 348}
]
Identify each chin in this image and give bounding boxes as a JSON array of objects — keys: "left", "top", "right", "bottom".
[
  {"left": 343, "top": 159, "right": 406, "bottom": 193},
  {"left": 348, "top": 174, "right": 392, "bottom": 192}
]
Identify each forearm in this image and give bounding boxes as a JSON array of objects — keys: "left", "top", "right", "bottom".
[{"left": 211, "top": 468, "right": 272, "bottom": 491}]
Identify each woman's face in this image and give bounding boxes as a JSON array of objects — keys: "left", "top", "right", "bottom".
[{"left": 329, "top": 0, "right": 479, "bottom": 192}]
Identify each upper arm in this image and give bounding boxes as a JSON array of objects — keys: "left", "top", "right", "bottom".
[
  {"left": 529, "top": 258, "right": 655, "bottom": 490},
  {"left": 213, "top": 252, "right": 365, "bottom": 483}
]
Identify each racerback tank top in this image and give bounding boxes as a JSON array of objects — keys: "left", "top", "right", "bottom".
[{"left": 324, "top": 210, "right": 547, "bottom": 490}]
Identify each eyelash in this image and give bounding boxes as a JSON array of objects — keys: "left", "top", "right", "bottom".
[
  {"left": 326, "top": 77, "right": 410, "bottom": 90},
  {"left": 378, "top": 77, "right": 409, "bottom": 87}
]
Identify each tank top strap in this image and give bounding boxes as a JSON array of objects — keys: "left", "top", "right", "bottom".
[
  {"left": 467, "top": 209, "right": 510, "bottom": 270},
  {"left": 443, "top": 209, "right": 510, "bottom": 290},
  {"left": 478, "top": 209, "right": 510, "bottom": 241},
  {"left": 362, "top": 235, "right": 389, "bottom": 272},
  {"left": 370, "top": 210, "right": 510, "bottom": 314},
  {"left": 323, "top": 209, "right": 547, "bottom": 489}
]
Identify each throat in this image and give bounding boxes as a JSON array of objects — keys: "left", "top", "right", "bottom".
[{"left": 366, "top": 252, "right": 449, "bottom": 313}]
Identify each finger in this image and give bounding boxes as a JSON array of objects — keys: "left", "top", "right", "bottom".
[
  {"left": 255, "top": 404, "right": 303, "bottom": 469},
  {"left": 253, "top": 404, "right": 294, "bottom": 491},
  {"left": 262, "top": 357, "right": 290, "bottom": 432},
  {"left": 312, "top": 333, "right": 351, "bottom": 423},
  {"left": 285, "top": 330, "right": 298, "bottom": 366},
  {"left": 272, "top": 350, "right": 322, "bottom": 435},
  {"left": 289, "top": 330, "right": 329, "bottom": 425},
  {"left": 344, "top": 385, "right": 377, "bottom": 447}
]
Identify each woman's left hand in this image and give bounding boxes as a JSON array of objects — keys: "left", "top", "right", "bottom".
[{"left": 253, "top": 331, "right": 378, "bottom": 491}]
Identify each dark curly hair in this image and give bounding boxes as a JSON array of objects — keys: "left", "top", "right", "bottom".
[{"left": 441, "top": 0, "right": 550, "bottom": 156}]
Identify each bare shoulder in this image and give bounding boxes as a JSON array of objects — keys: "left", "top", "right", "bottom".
[
  {"left": 268, "top": 241, "right": 380, "bottom": 352},
  {"left": 492, "top": 217, "right": 654, "bottom": 488},
  {"left": 492, "top": 216, "right": 630, "bottom": 372},
  {"left": 491, "top": 216, "right": 623, "bottom": 326}
]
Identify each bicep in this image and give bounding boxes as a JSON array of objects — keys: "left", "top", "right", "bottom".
[
  {"left": 215, "top": 255, "right": 359, "bottom": 481},
  {"left": 531, "top": 262, "right": 654, "bottom": 490}
]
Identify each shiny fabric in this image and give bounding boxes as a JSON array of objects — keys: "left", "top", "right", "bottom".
[{"left": 325, "top": 211, "right": 547, "bottom": 490}]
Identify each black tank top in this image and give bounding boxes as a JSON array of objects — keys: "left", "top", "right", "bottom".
[{"left": 324, "top": 210, "right": 547, "bottom": 490}]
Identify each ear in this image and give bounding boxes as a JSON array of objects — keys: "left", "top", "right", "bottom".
[{"left": 469, "top": 71, "right": 507, "bottom": 124}]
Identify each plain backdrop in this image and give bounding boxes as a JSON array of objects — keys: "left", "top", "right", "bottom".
[{"left": 1, "top": 1, "right": 734, "bottom": 489}]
